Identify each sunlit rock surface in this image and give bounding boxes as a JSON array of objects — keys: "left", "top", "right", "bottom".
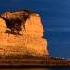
[
  {"left": 0, "top": 18, "right": 6, "bottom": 33},
  {"left": 0, "top": 11, "right": 48, "bottom": 57},
  {"left": 25, "top": 13, "right": 43, "bottom": 37}
]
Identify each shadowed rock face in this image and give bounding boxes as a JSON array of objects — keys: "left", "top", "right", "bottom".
[{"left": 0, "top": 10, "right": 33, "bottom": 35}]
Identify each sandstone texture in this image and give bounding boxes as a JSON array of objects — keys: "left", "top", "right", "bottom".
[{"left": 0, "top": 11, "right": 48, "bottom": 57}]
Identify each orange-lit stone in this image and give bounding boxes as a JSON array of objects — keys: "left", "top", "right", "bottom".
[
  {"left": 25, "top": 13, "right": 43, "bottom": 38},
  {"left": 0, "top": 12, "right": 48, "bottom": 57},
  {"left": 0, "top": 18, "right": 6, "bottom": 33}
]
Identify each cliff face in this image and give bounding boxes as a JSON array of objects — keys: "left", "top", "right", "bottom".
[{"left": 0, "top": 11, "right": 48, "bottom": 57}]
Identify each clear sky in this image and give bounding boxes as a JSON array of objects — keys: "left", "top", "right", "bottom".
[
  {"left": 0, "top": 0, "right": 70, "bottom": 59},
  {"left": 48, "top": 0, "right": 70, "bottom": 59}
]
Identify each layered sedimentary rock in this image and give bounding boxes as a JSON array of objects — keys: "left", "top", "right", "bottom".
[{"left": 0, "top": 11, "right": 48, "bottom": 57}]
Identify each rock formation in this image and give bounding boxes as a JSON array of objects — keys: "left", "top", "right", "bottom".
[{"left": 0, "top": 10, "right": 48, "bottom": 57}]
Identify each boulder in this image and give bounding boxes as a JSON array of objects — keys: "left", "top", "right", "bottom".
[{"left": 0, "top": 11, "right": 48, "bottom": 57}]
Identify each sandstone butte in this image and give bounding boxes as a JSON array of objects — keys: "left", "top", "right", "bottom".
[{"left": 0, "top": 11, "right": 49, "bottom": 57}]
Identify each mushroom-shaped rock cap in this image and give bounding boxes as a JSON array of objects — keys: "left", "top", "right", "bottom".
[{"left": 1, "top": 10, "right": 31, "bottom": 19}]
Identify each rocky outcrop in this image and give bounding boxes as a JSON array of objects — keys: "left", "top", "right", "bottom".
[{"left": 0, "top": 10, "right": 48, "bottom": 57}]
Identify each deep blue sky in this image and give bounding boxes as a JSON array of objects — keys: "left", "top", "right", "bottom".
[
  {"left": 0, "top": 0, "right": 70, "bottom": 59},
  {"left": 48, "top": 0, "right": 70, "bottom": 59}
]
